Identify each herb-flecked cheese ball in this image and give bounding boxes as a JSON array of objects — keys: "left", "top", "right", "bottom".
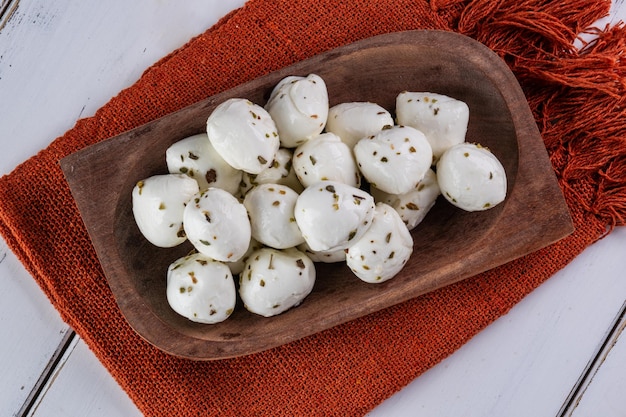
[
  {"left": 166, "top": 253, "right": 236, "bottom": 324},
  {"left": 165, "top": 133, "right": 242, "bottom": 195},
  {"left": 206, "top": 98, "right": 280, "bottom": 174},
  {"left": 243, "top": 183, "right": 305, "bottom": 249},
  {"left": 292, "top": 132, "right": 360, "bottom": 188},
  {"left": 354, "top": 125, "right": 433, "bottom": 195},
  {"left": 436, "top": 143, "right": 507, "bottom": 211},
  {"left": 223, "top": 238, "right": 263, "bottom": 276},
  {"left": 370, "top": 169, "right": 441, "bottom": 231},
  {"left": 346, "top": 202, "right": 413, "bottom": 283},
  {"left": 396, "top": 91, "right": 469, "bottom": 160},
  {"left": 265, "top": 74, "right": 329, "bottom": 148},
  {"left": 240, "top": 148, "right": 304, "bottom": 195},
  {"left": 325, "top": 101, "right": 394, "bottom": 149},
  {"left": 297, "top": 241, "right": 347, "bottom": 263},
  {"left": 183, "top": 187, "right": 251, "bottom": 262},
  {"left": 239, "top": 247, "right": 316, "bottom": 317},
  {"left": 294, "top": 180, "right": 375, "bottom": 252},
  {"left": 132, "top": 174, "right": 199, "bottom": 248}
]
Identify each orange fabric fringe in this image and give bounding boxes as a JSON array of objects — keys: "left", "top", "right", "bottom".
[{"left": 456, "top": 0, "right": 626, "bottom": 230}]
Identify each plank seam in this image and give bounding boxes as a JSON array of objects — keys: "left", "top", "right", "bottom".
[
  {"left": 17, "top": 330, "right": 77, "bottom": 417},
  {"left": 557, "top": 300, "right": 626, "bottom": 417},
  {"left": 0, "top": 0, "right": 19, "bottom": 33}
]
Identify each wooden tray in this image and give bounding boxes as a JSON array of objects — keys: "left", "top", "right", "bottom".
[{"left": 60, "top": 30, "right": 574, "bottom": 360}]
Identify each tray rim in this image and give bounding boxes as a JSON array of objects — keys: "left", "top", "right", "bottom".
[{"left": 60, "top": 29, "right": 574, "bottom": 360}]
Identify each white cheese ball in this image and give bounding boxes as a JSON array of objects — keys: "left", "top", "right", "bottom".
[
  {"left": 436, "top": 143, "right": 507, "bottom": 211},
  {"left": 165, "top": 133, "right": 242, "bottom": 194},
  {"left": 240, "top": 148, "right": 304, "bottom": 195},
  {"left": 297, "top": 242, "right": 346, "bottom": 263},
  {"left": 346, "top": 202, "right": 413, "bottom": 283},
  {"left": 326, "top": 102, "right": 394, "bottom": 149},
  {"left": 224, "top": 238, "right": 263, "bottom": 276},
  {"left": 166, "top": 253, "right": 236, "bottom": 324},
  {"left": 354, "top": 125, "right": 433, "bottom": 195},
  {"left": 295, "top": 181, "right": 375, "bottom": 252},
  {"left": 292, "top": 132, "right": 360, "bottom": 188},
  {"left": 243, "top": 183, "right": 305, "bottom": 249},
  {"left": 265, "top": 74, "right": 329, "bottom": 148},
  {"left": 132, "top": 174, "right": 199, "bottom": 248},
  {"left": 183, "top": 187, "right": 251, "bottom": 262},
  {"left": 370, "top": 169, "right": 441, "bottom": 230},
  {"left": 396, "top": 91, "right": 469, "bottom": 159},
  {"left": 206, "top": 98, "right": 280, "bottom": 174},
  {"left": 239, "top": 247, "right": 316, "bottom": 317}
]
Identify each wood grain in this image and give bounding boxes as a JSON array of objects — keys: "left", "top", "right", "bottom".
[{"left": 60, "top": 30, "right": 574, "bottom": 360}]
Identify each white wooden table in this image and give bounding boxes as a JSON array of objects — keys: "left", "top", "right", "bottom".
[{"left": 1, "top": 1, "right": 625, "bottom": 415}]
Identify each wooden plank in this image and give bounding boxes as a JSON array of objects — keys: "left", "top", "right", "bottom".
[
  {"left": 26, "top": 337, "right": 141, "bottom": 417},
  {"left": 0, "top": 1, "right": 78, "bottom": 414},
  {"left": 564, "top": 302, "right": 626, "bottom": 416},
  {"left": 368, "top": 227, "right": 626, "bottom": 416},
  {"left": 0, "top": 239, "right": 71, "bottom": 417},
  {"left": 0, "top": 0, "right": 246, "bottom": 415},
  {"left": 0, "top": 0, "right": 246, "bottom": 176},
  {"left": 376, "top": 0, "right": 626, "bottom": 413},
  {"left": 17, "top": 331, "right": 76, "bottom": 416},
  {"left": 0, "top": 0, "right": 19, "bottom": 32}
]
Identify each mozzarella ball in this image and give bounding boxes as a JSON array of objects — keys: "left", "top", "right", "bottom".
[
  {"left": 326, "top": 102, "right": 394, "bottom": 149},
  {"left": 165, "top": 133, "right": 242, "bottom": 194},
  {"left": 243, "top": 183, "right": 305, "bottom": 249},
  {"left": 354, "top": 125, "right": 433, "bottom": 195},
  {"left": 224, "top": 238, "right": 263, "bottom": 276},
  {"left": 239, "top": 247, "right": 316, "bottom": 317},
  {"left": 346, "top": 203, "right": 413, "bottom": 283},
  {"left": 292, "top": 132, "right": 360, "bottom": 188},
  {"left": 265, "top": 74, "right": 329, "bottom": 148},
  {"left": 370, "top": 169, "right": 441, "bottom": 230},
  {"left": 132, "top": 174, "right": 199, "bottom": 248},
  {"left": 436, "top": 143, "right": 507, "bottom": 211},
  {"left": 396, "top": 92, "right": 469, "bottom": 159},
  {"left": 183, "top": 187, "right": 251, "bottom": 261},
  {"left": 297, "top": 242, "right": 346, "bottom": 263},
  {"left": 295, "top": 181, "right": 375, "bottom": 252},
  {"left": 166, "top": 253, "right": 236, "bottom": 324},
  {"left": 206, "top": 98, "right": 280, "bottom": 174},
  {"left": 240, "top": 148, "right": 304, "bottom": 195}
]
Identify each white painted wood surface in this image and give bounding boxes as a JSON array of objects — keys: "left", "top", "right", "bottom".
[
  {"left": 0, "top": 0, "right": 245, "bottom": 177},
  {"left": 369, "top": 227, "right": 626, "bottom": 417},
  {"left": 1, "top": 1, "right": 624, "bottom": 416},
  {"left": 569, "top": 307, "right": 626, "bottom": 417},
  {"left": 0, "top": 238, "right": 70, "bottom": 416},
  {"left": 25, "top": 337, "right": 139, "bottom": 417},
  {"left": 0, "top": 1, "right": 246, "bottom": 416}
]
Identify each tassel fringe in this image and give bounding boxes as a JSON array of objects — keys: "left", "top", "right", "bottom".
[{"left": 453, "top": 0, "right": 626, "bottom": 231}]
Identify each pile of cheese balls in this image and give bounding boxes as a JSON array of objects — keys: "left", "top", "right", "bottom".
[{"left": 132, "top": 74, "right": 507, "bottom": 324}]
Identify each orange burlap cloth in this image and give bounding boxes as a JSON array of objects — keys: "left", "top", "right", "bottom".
[{"left": 1, "top": 0, "right": 626, "bottom": 415}]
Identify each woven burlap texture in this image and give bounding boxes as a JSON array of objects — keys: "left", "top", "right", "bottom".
[{"left": 1, "top": 0, "right": 625, "bottom": 416}]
